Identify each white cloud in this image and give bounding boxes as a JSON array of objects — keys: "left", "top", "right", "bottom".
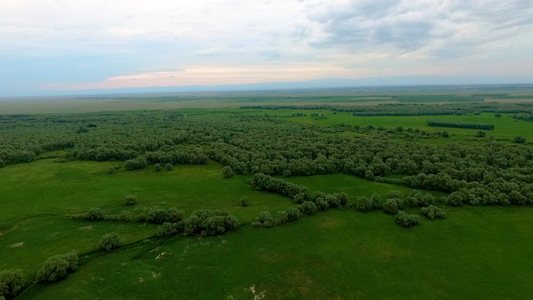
[{"left": 1, "top": 0, "right": 533, "bottom": 95}]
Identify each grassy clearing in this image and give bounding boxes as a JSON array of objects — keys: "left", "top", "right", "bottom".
[
  {"left": 0, "top": 159, "right": 292, "bottom": 276},
  {"left": 19, "top": 207, "right": 533, "bottom": 299},
  {"left": 282, "top": 173, "right": 448, "bottom": 200},
  {"left": 244, "top": 109, "right": 533, "bottom": 144}
]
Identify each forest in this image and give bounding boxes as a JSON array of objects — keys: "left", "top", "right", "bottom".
[{"left": 1, "top": 97, "right": 533, "bottom": 299}]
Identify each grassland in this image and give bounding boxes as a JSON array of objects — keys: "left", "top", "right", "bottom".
[
  {"left": 240, "top": 109, "right": 533, "bottom": 145},
  {"left": 2, "top": 88, "right": 533, "bottom": 299},
  {"left": 18, "top": 207, "right": 533, "bottom": 299}
]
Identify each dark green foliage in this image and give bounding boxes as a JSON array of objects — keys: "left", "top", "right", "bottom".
[
  {"left": 240, "top": 196, "right": 249, "bottom": 207},
  {"left": 443, "top": 192, "right": 465, "bottom": 206},
  {"left": 183, "top": 209, "right": 240, "bottom": 236},
  {"left": 222, "top": 166, "right": 233, "bottom": 178},
  {"left": 427, "top": 120, "right": 494, "bottom": 130},
  {"left": 0, "top": 269, "right": 24, "bottom": 299},
  {"left": 514, "top": 136, "right": 526, "bottom": 143},
  {"left": 325, "top": 194, "right": 341, "bottom": 208},
  {"left": 157, "top": 222, "right": 184, "bottom": 237},
  {"left": 355, "top": 196, "right": 373, "bottom": 212},
  {"left": 282, "top": 169, "right": 291, "bottom": 177},
  {"left": 165, "top": 163, "right": 173, "bottom": 171},
  {"left": 495, "top": 113, "right": 502, "bottom": 117},
  {"left": 84, "top": 208, "right": 104, "bottom": 220},
  {"left": 99, "top": 233, "right": 120, "bottom": 252},
  {"left": 383, "top": 198, "right": 404, "bottom": 215},
  {"left": 286, "top": 207, "right": 301, "bottom": 221},
  {"left": 147, "top": 208, "right": 184, "bottom": 224},
  {"left": 475, "top": 131, "right": 487, "bottom": 137},
  {"left": 316, "top": 198, "right": 329, "bottom": 210},
  {"left": 395, "top": 210, "right": 422, "bottom": 227},
  {"left": 275, "top": 211, "right": 289, "bottom": 225},
  {"left": 251, "top": 173, "right": 309, "bottom": 199},
  {"left": 107, "top": 166, "right": 116, "bottom": 174},
  {"left": 124, "top": 195, "right": 137, "bottom": 206},
  {"left": 293, "top": 193, "right": 306, "bottom": 204},
  {"left": 124, "top": 157, "right": 148, "bottom": 171},
  {"left": 299, "top": 201, "right": 317, "bottom": 215},
  {"left": 154, "top": 163, "right": 162, "bottom": 172},
  {"left": 441, "top": 131, "right": 449, "bottom": 138},
  {"left": 253, "top": 211, "right": 275, "bottom": 228},
  {"left": 421, "top": 205, "right": 446, "bottom": 220},
  {"left": 36, "top": 251, "right": 78, "bottom": 282},
  {"left": 386, "top": 190, "right": 404, "bottom": 200},
  {"left": 370, "top": 193, "right": 382, "bottom": 208}
]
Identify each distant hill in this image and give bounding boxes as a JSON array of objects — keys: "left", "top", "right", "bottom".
[{"left": 3, "top": 75, "right": 533, "bottom": 98}]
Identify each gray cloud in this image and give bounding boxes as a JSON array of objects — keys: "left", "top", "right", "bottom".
[{"left": 305, "top": 0, "right": 533, "bottom": 58}]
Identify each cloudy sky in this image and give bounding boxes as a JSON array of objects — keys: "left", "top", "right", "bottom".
[{"left": 1, "top": 0, "right": 532, "bottom": 96}]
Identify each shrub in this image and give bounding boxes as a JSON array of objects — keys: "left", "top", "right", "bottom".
[
  {"left": 355, "top": 196, "right": 373, "bottom": 212},
  {"left": 275, "top": 211, "right": 289, "bottom": 225},
  {"left": 420, "top": 194, "right": 435, "bottom": 206},
  {"left": 157, "top": 222, "right": 184, "bottom": 237},
  {"left": 386, "top": 190, "right": 403, "bottom": 199},
  {"left": 117, "top": 210, "right": 132, "bottom": 222},
  {"left": 84, "top": 208, "right": 104, "bottom": 220},
  {"left": 240, "top": 196, "right": 249, "bottom": 207},
  {"left": 165, "top": 163, "right": 173, "bottom": 171},
  {"left": 420, "top": 205, "right": 446, "bottom": 220},
  {"left": 299, "top": 201, "right": 317, "bottom": 215},
  {"left": 36, "top": 252, "right": 78, "bottom": 282},
  {"left": 286, "top": 207, "right": 301, "bottom": 221},
  {"left": 293, "top": 193, "right": 306, "bottom": 204},
  {"left": 370, "top": 193, "right": 382, "bottom": 208},
  {"left": 441, "top": 131, "right": 449, "bottom": 138},
  {"left": 222, "top": 166, "right": 233, "bottom": 178},
  {"left": 336, "top": 192, "right": 350, "bottom": 206},
  {"left": 124, "top": 157, "right": 148, "bottom": 171},
  {"left": 0, "top": 269, "right": 24, "bottom": 298},
  {"left": 99, "top": 233, "right": 120, "bottom": 252},
  {"left": 443, "top": 192, "right": 465, "bottom": 206},
  {"left": 183, "top": 209, "right": 240, "bottom": 236},
  {"left": 0, "top": 160, "right": 5, "bottom": 168},
  {"left": 154, "top": 163, "right": 162, "bottom": 172},
  {"left": 325, "top": 194, "right": 341, "bottom": 208},
  {"left": 124, "top": 195, "right": 137, "bottom": 206},
  {"left": 254, "top": 211, "right": 275, "bottom": 228},
  {"left": 395, "top": 211, "right": 422, "bottom": 227},
  {"left": 383, "top": 198, "right": 404, "bottom": 214},
  {"left": 316, "top": 198, "right": 329, "bottom": 210},
  {"left": 475, "top": 131, "right": 486, "bottom": 137},
  {"left": 514, "top": 136, "right": 526, "bottom": 143},
  {"left": 282, "top": 170, "right": 291, "bottom": 177},
  {"left": 107, "top": 167, "right": 115, "bottom": 174},
  {"left": 147, "top": 208, "right": 184, "bottom": 224}
]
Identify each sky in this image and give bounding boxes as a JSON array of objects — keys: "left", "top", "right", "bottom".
[{"left": 1, "top": 0, "right": 533, "bottom": 97}]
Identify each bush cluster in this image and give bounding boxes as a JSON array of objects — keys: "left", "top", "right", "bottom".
[
  {"left": 420, "top": 205, "right": 446, "bottom": 220},
  {"left": 183, "top": 209, "right": 240, "bottom": 236},
  {"left": 395, "top": 211, "right": 422, "bottom": 227},
  {"left": 36, "top": 252, "right": 78, "bottom": 282},
  {"left": 0, "top": 269, "right": 24, "bottom": 299},
  {"left": 99, "top": 233, "right": 120, "bottom": 252}
]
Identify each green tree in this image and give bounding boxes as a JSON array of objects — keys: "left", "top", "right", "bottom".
[
  {"left": 0, "top": 269, "right": 24, "bottom": 298},
  {"left": 222, "top": 166, "right": 233, "bottom": 178},
  {"left": 99, "top": 233, "right": 120, "bottom": 252},
  {"left": 36, "top": 252, "right": 78, "bottom": 282},
  {"left": 124, "top": 195, "right": 137, "bottom": 206}
]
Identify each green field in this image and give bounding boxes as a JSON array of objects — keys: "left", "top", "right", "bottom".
[{"left": 1, "top": 89, "right": 533, "bottom": 299}]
